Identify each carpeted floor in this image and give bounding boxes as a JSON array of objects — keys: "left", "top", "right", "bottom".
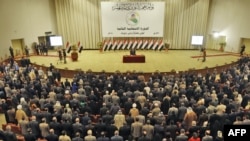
[{"left": 26, "top": 49, "right": 240, "bottom": 73}]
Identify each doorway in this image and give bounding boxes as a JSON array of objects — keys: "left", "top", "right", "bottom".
[{"left": 11, "top": 38, "right": 25, "bottom": 57}]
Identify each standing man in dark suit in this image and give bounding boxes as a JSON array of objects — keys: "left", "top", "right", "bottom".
[
  {"left": 45, "top": 129, "right": 59, "bottom": 141},
  {"left": 9, "top": 46, "right": 14, "bottom": 58},
  {"left": 175, "top": 128, "right": 188, "bottom": 141},
  {"left": 240, "top": 44, "right": 246, "bottom": 56},
  {"left": 28, "top": 115, "right": 41, "bottom": 139},
  {"left": 111, "top": 130, "right": 123, "bottom": 141},
  {"left": 4, "top": 125, "right": 17, "bottom": 141},
  {"left": 130, "top": 48, "right": 136, "bottom": 55},
  {"left": 202, "top": 47, "right": 206, "bottom": 62},
  {"left": 25, "top": 46, "right": 30, "bottom": 57},
  {"left": 49, "top": 116, "right": 62, "bottom": 136},
  {"left": 23, "top": 128, "right": 37, "bottom": 141},
  {"left": 72, "top": 118, "right": 83, "bottom": 137},
  {"left": 72, "top": 132, "right": 83, "bottom": 141},
  {"left": 20, "top": 56, "right": 26, "bottom": 67},
  {"left": 34, "top": 42, "right": 40, "bottom": 55},
  {"left": 63, "top": 48, "right": 67, "bottom": 64},
  {"left": 119, "top": 122, "right": 131, "bottom": 141},
  {"left": 9, "top": 56, "right": 14, "bottom": 68},
  {"left": 97, "top": 131, "right": 110, "bottom": 141}
]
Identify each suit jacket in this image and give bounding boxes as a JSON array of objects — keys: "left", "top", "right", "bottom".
[
  {"left": 19, "top": 119, "right": 29, "bottom": 134},
  {"left": 15, "top": 109, "right": 28, "bottom": 123},
  {"left": 111, "top": 135, "right": 123, "bottom": 141},
  {"left": 72, "top": 137, "right": 83, "bottom": 141},
  {"left": 61, "top": 122, "right": 73, "bottom": 138},
  {"left": 131, "top": 121, "right": 143, "bottom": 138},
  {"left": 45, "top": 133, "right": 59, "bottom": 141},
  {"left": 114, "top": 113, "right": 126, "bottom": 129},
  {"left": 119, "top": 125, "right": 130, "bottom": 140},
  {"left": 175, "top": 134, "right": 188, "bottom": 141},
  {"left": 202, "top": 135, "right": 213, "bottom": 141},
  {"left": 138, "top": 135, "right": 151, "bottom": 141},
  {"left": 4, "top": 131, "right": 17, "bottom": 141},
  {"left": 142, "top": 124, "right": 154, "bottom": 140},
  {"left": 84, "top": 135, "right": 97, "bottom": 141},
  {"left": 129, "top": 108, "right": 139, "bottom": 118},
  {"left": 72, "top": 122, "right": 83, "bottom": 134},
  {"left": 28, "top": 120, "right": 40, "bottom": 137},
  {"left": 0, "top": 130, "right": 6, "bottom": 140},
  {"left": 24, "top": 133, "right": 36, "bottom": 141},
  {"left": 49, "top": 121, "right": 62, "bottom": 136},
  {"left": 39, "top": 122, "right": 50, "bottom": 138},
  {"left": 7, "top": 109, "right": 16, "bottom": 123},
  {"left": 97, "top": 136, "right": 110, "bottom": 141},
  {"left": 183, "top": 111, "right": 197, "bottom": 129},
  {"left": 59, "top": 135, "right": 71, "bottom": 141}
]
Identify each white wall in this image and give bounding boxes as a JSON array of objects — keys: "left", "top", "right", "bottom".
[
  {"left": 207, "top": 0, "right": 250, "bottom": 52},
  {"left": 0, "top": 0, "right": 57, "bottom": 59}
]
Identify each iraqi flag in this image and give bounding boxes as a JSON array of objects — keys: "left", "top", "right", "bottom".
[
  {"left": 152, "top": 39, "right": 159, "bottom": 51},
  {"left": 117, "top": 40, "right": 123, "bottom": 50},
  {"left": 147, "top": 39, "right": 154, "bottom": 50},
  {"left": 122, "top": 40, "right": 128, "bottom": 50},
  {"left": 103, "top": 39, "right": 109, "bottom": 51},
  {"left": 77, "top": 41, "right": 83, "bottom": 53},
  {"left": 107, "top": 39, "right": 113, "bottom": 51},
  {"left": 141, "top": 39, "right": 148, "bottom": 50},
  {"left": 132, "top": 39, "right": 138, "bottom": 49},
  {"left": 112, "top": 40, "right": 118, "bottom": 50},
  {"left": 158, "top": 40, "right": 164, "bottom": 51},
  {"left": 137, "top": 39, "right": 143, "bottom": 49},
  {"left": 127, "top": 40, "right": 133, "bottom": 50},
  {"left": 78, "top": 46, "right": 83, "bottom": 53},
  {"left": 65, "top": 41, "right": 71, "bottom": 53}
]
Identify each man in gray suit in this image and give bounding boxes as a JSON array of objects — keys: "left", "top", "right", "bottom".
[
  {"left": 111, "top": 130, "right": 123, "bottom": 141},
  {"left": 201, "top": 130, "right": 213, "bottom": 141},
  {"left": 175, "top": 128, "right": 188, "bottom": 141},
  {"left": 19, "top": 117, "right": 29, "bottom": 135}
]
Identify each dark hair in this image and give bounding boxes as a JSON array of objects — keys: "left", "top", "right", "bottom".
[{"left": 61, "top": 130, "right": 66, "bottom": 135}]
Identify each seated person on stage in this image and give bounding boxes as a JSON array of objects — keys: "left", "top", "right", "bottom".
[{"left": 130, "top": 48, "right": 136, "bottom": 55}]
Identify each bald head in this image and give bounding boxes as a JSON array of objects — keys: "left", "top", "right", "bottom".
[{"left": 49, "top": 129, "right": 54, "bottom": 134}]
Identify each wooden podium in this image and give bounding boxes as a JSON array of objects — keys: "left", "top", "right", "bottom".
[
  {"left": 71, "top": 51, "right": 78, "bottom": 61},
  {"left": 123, "top": 55, "right": 145, "bottom": 63}
]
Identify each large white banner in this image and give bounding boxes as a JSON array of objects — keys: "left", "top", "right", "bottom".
[{"left": 101, "top": 2, "right": 165, "bottom": 37}]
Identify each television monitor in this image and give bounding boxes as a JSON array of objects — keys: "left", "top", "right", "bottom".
[
  {"left": 50, "top": 36, "right": 63, "bottom": 46},
  {"left": 191, "top": 35, "right": 204, "bottom": 45}
]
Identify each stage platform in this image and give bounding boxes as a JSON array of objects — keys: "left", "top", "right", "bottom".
[{"left": 25, "top": 49, "right": 240, "bottom": 78}]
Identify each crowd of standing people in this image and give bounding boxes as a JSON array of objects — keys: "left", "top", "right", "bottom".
[
  {"left": 0, "top": 54, "right": 249, "bottom": 141},
  {"left": 34, "top": 42, "right": 48, "bottom": 56}
]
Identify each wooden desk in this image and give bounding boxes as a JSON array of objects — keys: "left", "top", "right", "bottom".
[{"left": 123, "top": 55, "right": 145, "bottom": 63}]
